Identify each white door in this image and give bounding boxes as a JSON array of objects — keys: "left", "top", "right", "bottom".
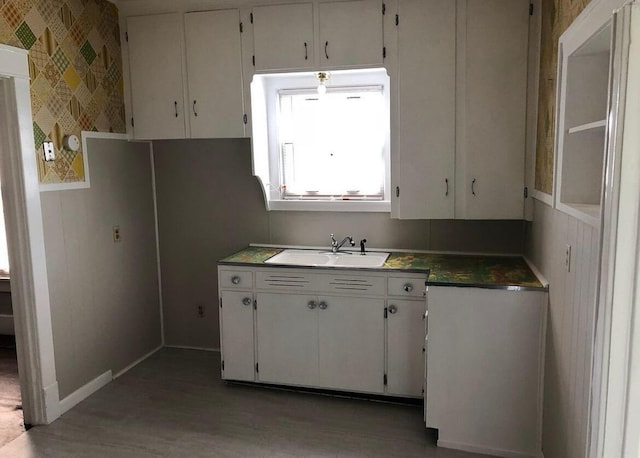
[
  {"left": 185, "top": 10, "right": 245, "bottom": 138},
  {"left": 456, "top": 0, "right": 529, "bottom": 219},
  {"left": 386, "top": 299, "right": 426, "bottom": 397},
  {"left": 252, "top": 3, "right": 314, "bottom": 71},
  {"left": 255, "top": 293, "right": 319, "bottom": 387},
  {"left": 318, "top": 0, "right": 383, "bottom": 68},
  {"left": 317, "top": 296, "right": 385, "bottom": 393},
  {"left": 127, "top": 13, "right": 185, "bottom": 140},
  {"left": 393, "top": 0, "right": 455, "bottom": 219},
  {"left": 220, "top": 291, "right": 255, "bottom": 381}
]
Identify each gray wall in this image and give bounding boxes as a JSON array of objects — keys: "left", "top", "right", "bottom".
[
  {"left": 41, "top": 138, "right": 161, "bottom": 398},
  {"left": 154, "top": 139, "right": 527, "bottom": 349},
  {"left": 525, "top": 199, "right": 599, "bottom": 458}
]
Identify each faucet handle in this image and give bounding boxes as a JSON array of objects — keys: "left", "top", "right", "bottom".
[
  {"left": 330, "top": 233, "right": 337, "bottom": 246},
  {"left": 349, "top": 236, "right": 356, "bottom": 247}
]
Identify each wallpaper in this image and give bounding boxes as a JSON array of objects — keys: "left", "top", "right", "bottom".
[
  {"left": 0, "top": 0, "right": 125, "bottom": 184},
  {"left": 535, "top": 0, "right": 591, "bottom": 194}
]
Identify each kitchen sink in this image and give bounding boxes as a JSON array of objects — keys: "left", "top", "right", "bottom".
[{"left": 265, "top": 249, "right": 390, "bottom": 268}]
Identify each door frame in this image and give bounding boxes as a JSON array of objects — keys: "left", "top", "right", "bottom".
[{"left": 0, "top": 44, "right": 59, "bottom": 425}]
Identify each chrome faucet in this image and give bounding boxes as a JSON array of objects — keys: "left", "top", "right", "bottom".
[{"left": 330, "top": 234, "right": 355, "bottom": 253}]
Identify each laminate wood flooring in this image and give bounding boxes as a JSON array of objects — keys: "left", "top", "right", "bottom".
[
  {"left": 0, "top": 348, "right": 493, "bottom": 457},
  {"left": 0, "top": 335, "right": 23, "bottom": 448}
]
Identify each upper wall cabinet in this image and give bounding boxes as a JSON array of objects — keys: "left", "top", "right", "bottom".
[
  {"left": 455, "top": 0, "right": 530, "bottom": 219},
  {"left": 251, "top": 0, "right": 383, "bottom": 72},
  {"left": 318, "top": 0, "right": 384, "bottom": 68},
  {"left": 126, "top": 10, "right": 246, "bottom": 140},
  {"left": 127, "top": 13, "right": 186, "bottom": 140},
  {"left": 184, "top": 10, "right": 245, "bottom": 138},
  {"left": 252, "top": 3, "right": 315, "bottom": 71},
  {"left": 393, "top": 0, "right": 456, "bottom": 219}
]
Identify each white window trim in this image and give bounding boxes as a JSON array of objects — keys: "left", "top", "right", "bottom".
[{"left": 250, "top": 68, "right": 391, "bottom": 212}]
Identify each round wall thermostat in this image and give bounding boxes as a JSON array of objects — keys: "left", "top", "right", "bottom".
[{"left": 63, "top": 135, "right": 80, "bottom": 152}]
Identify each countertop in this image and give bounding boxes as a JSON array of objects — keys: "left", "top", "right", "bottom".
[{"left": 219, "top": 246, "right": 546, "bottom": 291}]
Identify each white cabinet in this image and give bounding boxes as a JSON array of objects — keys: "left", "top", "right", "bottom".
[
  {"left": 252, "top": 3, "right": 314, "bottom": 71},
  {"left": 318, "top": 0, "right": 383, "bottom": 68},
  {"left": 251, "top": 0, "right": 383, "bottom": 72},
  {"left": 386, "top": 299, "right": 426, "bottom": 397},
  {"left": 184, "top": 10, "right": 245, "bottom": 138},
  {"left": 126, "top": 10, "right": 246, "bottom": 140},
  {"left": 455, "top": 0, "right": 530, "bottom": 219},
  {"left": 393, "top": 0, "right": 456, "bottom": 219},
  {"left": 219, "top": 291, "right": 255, "bottom": 381},
  {"left": 426, "top": 286, "right": 546, "bottom": 457},
  {"left": 127, "top": 13, "right": 185, "bottom": 140}
]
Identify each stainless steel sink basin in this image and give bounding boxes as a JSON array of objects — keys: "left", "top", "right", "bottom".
[{"left": 265, "top": 249, "right": 390, "bottom": 268}]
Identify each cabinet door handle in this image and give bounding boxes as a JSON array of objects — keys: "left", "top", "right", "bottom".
[
  {"left": 193, "top": 100, "right": 198, "bottom": 117},
  {"left": 304, "top": 42, "right": 308, "bottom": 60},
  {"left": 325, "top": 41, "right": 329, "bottom": 59},
  {"left": 472, "top": 178, "right": 476, "bottom": 196},
  {"left": 318, "top": 301, "right": 328, "bottom": 310},
  {"left": 242, "top": 297, "right": 252, "bottom": 306},
  {"left": 388, "top": 304, "right": 397, "bottom": 314},
  {"left": 445, "top": 178, "right": 449, "bottom": 197},
  {"left": 403, "top": 283, "right": 413, "bottom": 293},
  {"left": 231, "top": 276, "right": 241, "bottom": 285},
  {"left": 307, "top": 300, "right": 317, "bottom": 310},
  {"left": 174, "top": 101, "right": 178, "bottom": 118}
]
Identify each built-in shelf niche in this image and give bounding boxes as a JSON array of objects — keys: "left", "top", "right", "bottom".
[{"left": 555, "top": 22, "right": 612, "bottom": 227}]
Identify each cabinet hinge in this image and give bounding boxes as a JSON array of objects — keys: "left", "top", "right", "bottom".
[
  {"left": 130, "top": 117, "right": 134, "bottom": 128},
  {"left": 529, "top": 3, "right": 534, "bottom": 15},
  {"left": 383, "top": 47, "right": 386, "bottom": 59},
  {"left": 396, "top": 186, "right": 400, "bottom": 198},
  {"left": 256, "top": 362, "right": 259, "bottom": 373},
  {"left": 524, "top": 186, "right": 529, "bottom": 198},
  {"left": 243, "top": 114, "right": 248, "bottom": 125},
  {"left": 382, "top": 3, "right": 386, "bottom": 15},
  {"left": 422, "top": 388, "right": 424, "bottom": 395},
  {"left": 221, "top": 360, "right": 224, "bottom": 370},
  {"left": 125, "top": 31, "right": 128, "bottom": 42},
  {"left": 383, "top": 374, "right": 387, "bottom": 385},
  {"left": 250, "top": 12, "right": 253, "bottom": 23},
  {"left": 395, "top": 14, "right": 399, "bottom": 26},
  {"left": 240, "top": 22, "right": 243, "bottom": 33},
  {"left": 252, "top": 55, "right": 255, "bottom": 66},
  {"left": 384, "top": 307, "right": 388, "bottom": 319},
  {"left": 253, "top": 299, "right": 257, "bottom": 310},
  {"left": 219, "top": 297, "right": 222, "bottom": 308}
]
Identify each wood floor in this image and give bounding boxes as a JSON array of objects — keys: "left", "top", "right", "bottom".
[
  {"left": 0, "top": 348, "right": 491, "bottom": 457},
  {"left": 0, "top": 335, "right": 23, "bottom": 448}
]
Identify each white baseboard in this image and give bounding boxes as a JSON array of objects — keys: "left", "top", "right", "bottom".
[
  {"left": 0, "top": 314, "right": 14, "bottom": 335},
  {"left": 164, "top": 345, "right": 220, "bottom": 352},
  {"left": 113, "top": 345, "right": 162, "bottom": 379},
  {"left": 58, "top": 371, "right": 112, "bottom": 417},
  {"left": 437, "top": 439, "right": 542, "bottom": 458},
  {"left": 43, "top": 381, "right": 60, "bottom": 424}
]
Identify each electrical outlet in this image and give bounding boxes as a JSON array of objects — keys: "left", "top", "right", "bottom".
[
  {"left": 197, "top": 304, "right": 205, "bottom": 318},
  {"left": 43, "top": 141, "right": 55, "bottom": 161},
  {"left": 113, "top": 226, "right": 121, "bottom": 242},
  {"left": 565, "top": 244, "right": 572, "bottom": 272}
]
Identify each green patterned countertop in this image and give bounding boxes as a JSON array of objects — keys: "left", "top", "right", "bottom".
[{"left": 219, "top": 246, "right": 545, "bottom": 290}]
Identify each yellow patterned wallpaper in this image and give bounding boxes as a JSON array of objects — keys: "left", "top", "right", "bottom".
[
  {"left": 0, "top": 0, "right": 125, "bottom": 184},
  {"left": 535, "top": 0, "right": 591, "bottom": 194}
]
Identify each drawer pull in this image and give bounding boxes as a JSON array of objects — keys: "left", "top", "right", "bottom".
[
  {"left": 307, "top": 300, "right": 317, "bottom": 310},
  {"left": 318, "top": 301, "right": 328, "bottom": 310},
  {"left": 242, "top": 297, "right": 252, "bottom": 306},
  {"left": 231, "top": 276, "right": 241, "bottom": 285},
  {"left": 388, "top": 304, "right": 397, "bottom": 314},
  {"left": 403, "top": 283, "right": 414, "bottom": 293}
]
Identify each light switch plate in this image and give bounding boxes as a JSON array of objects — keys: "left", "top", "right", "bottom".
[{"left": 43, "top": 141, "right": 55, "bottom": 161}]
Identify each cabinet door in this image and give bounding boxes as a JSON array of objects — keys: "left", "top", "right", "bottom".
[
  {"left": 386, "top": 299, "right": 426, "bottom": 397},
  {"left": 255, "top": 293, "right": 318, "bottom": 387},
  {"left": 317, "top": 296, "right": 385, "bottom": 393},
  {"left": 185, "top": 10, "right": 245, "bottom": 138},
  {"left": 393, "top": 0, "right": 455, "bottom": 219},
  {"left": 252, "top": 3, "right": 314, "bottom": 71},
  {"left": 127, "top": 13, "right": 185, "bottom": 140},
  {"left": 318, "top": 0, "right": 383, "bottom": 67},
  {"left": 456, "top": 0, "right": 529, "bottom": 219},
  {"left": 220, "top": 291, "right": 255, "bottom": 381}
]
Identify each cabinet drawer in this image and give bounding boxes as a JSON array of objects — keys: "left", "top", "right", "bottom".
[
  {"left": 323, "top": 273, "right": 385, "bottom": 296},
  {"left": 219, "top": 270, "right": 253, "bottom": 289},
  {"left": 388, "top": 277, "right": 426, "bottom": 297}
]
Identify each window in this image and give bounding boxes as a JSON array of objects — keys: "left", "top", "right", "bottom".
[{"left": 251, "top": 68, "right": 390, "bottom": 211}]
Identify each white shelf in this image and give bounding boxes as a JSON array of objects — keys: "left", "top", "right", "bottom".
[
  {"left": 557, "top": 201, "right": 601, "bottom": 227},
  {"left": 568, "top": 119, "right": 606, "bottom": 134}
]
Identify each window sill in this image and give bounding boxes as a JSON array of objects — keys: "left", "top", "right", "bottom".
[{"left": 267, "top": 199, "right": 391, "bottom": 212}]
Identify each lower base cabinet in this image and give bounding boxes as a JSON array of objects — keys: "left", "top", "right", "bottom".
[
  {"left": 219, "top": 290, "right": 255, "bottom": 381},
  {"left": 426, "top": 286, "right": 546, "bottom": 458}
]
